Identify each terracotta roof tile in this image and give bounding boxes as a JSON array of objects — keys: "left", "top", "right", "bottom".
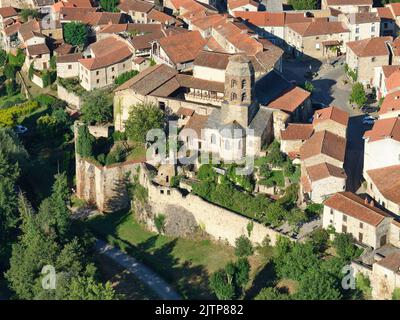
[
  {"left": 376, "top": 252, "right": 400, "bottom": 273},
  {"left": 26, "top": 43, "right": 50, "bottom": 56},
  {"left": 176, "top": 107, "right": 194, "bottom": 117},
  {"left": 60, "top": 7, "right": 97, "bottom": 21},
  {"left": 300, "top": 130, "right": 346, "bottom": 162},
  {"left": 379, "top": 89, "right": 400, "bottom": 115},
  {"left": 228, "top": 0, "right": 258, "bottom": 10},
  {"left": 287, "top": 21, "right": 349, "bottom": 36},
  {"left": 194, "top": 50, "right": 230, "bottom": 69},
  {"left": 324, "top": 192, "right": 391, "bottom": 226},
  {"left": 347, "top": 36, "right": 392, "bottom": 57},
  {"left": 0, "top": 7, "right": 17, "bottom": 18},
  {"left": 284, "top": 12, "right": 312, "bottom": 24},
  {"left": 367, "top": 165, "right": 400, "bottom": 205},
  {"left": 56, "top": 52, "right": 82, "bottom": 63},
  {"left": 326, "top": 0, "right": 372, "bottom": 5},
  {"left": 183, "top": 113, "right": 209, "bottom": 137},
  {"left": 147, "top": 8, "right": 175, "bottom": 24},
  {"left": 306, "top": 162, "right": 347, "bottom": 182},
  {"left": 280, "top": 123, "right": 314, "bottom": 140},
  {"left": 82, "top": 12, "right": 124, "bottom": 25},
  {"left": 118, "top": 0, "right": 154, "bottom": 13},
  {"left": 268, "top": 86, "right": 311, "bottom": 113},
  {"left": 387, "top": 3, "right": 400, "bottom": 16},
  {"left": 313, "top": 106, "right": 349, "bottom": 126},
  {"left": 385, "top": 70, "right": 400, "bottom": 92},
  {"left": 157, "top": 30, "right": 206, "bottom": 64},
  {"left": 363, "top": 117, "right": 400, "bottom": 143},
  {"left": 234, "top": 11, "right": 285, "bottom": 27},
  {"left": 377, "top": 7, "right": 394, "bottom": 20},
  {"left": 176, "top": 74, "right": 224, "bottom": 92}
]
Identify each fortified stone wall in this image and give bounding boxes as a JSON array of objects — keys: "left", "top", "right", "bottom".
[
  {"left": 57, "top": 84, "right": 83, "bottom": 109},
  {"left": 138, "top": 163, "right": 292, "bottom": 246},
  {"left": 76, "top": 155, "right": 140, "bottom": 213}
]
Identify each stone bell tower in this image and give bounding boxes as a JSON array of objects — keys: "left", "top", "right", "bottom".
[{"left": 221, "top": 54, "right": 259, "bottom": 128}]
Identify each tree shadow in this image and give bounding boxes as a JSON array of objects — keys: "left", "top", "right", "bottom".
[{"left": 244, "top": 261, "right": 277, "bottom": 300}]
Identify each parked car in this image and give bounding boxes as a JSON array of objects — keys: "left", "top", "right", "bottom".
[
  {"left": 361, "top": 106, "right": 376, "bottom": 113},
  {"left": 14, "top": 125, "right": 28, "bottom": 134},
  {"left": 362, "top": 115, "right": 377, "bottom": 125}
]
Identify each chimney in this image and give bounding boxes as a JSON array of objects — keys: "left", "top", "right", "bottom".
[
  {"left": 364, "top": 198, "right": 369, "bottom": 205},
  {"left": 370, "top": 199, "right": 375, "bottom": 207},
  {"left": 395, "top": 96, "right": 399, "bottom": 100}
]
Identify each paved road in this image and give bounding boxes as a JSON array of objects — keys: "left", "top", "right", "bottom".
[{"left": 95, "top": 239, "right": 181, "bottom": 300}]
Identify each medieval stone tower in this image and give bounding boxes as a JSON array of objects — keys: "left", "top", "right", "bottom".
[{"left": 221, "top": 54, "right": 259, "bottom": 128}]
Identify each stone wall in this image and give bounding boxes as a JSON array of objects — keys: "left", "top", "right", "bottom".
[
  {"left": 137, "top": 163, "right": 292, "bottom": 246},
  {"left": 57, "top": 84, "right": 83, "bottom": 109},
  {"left": 31, "top": 73, "right": 44, "bottom": 88},
  {"left": 76, "top": 155, "right": 140, "bottom": 212}
]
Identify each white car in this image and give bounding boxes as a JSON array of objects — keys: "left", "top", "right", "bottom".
[
  {"left": 15, "top": 125, "right": 28, "bottom": 134},
  {"left": 362, "top": 116, "right": 376, "bottom": 125}
]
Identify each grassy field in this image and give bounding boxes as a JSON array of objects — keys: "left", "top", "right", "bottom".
[{"left": 87, "top": 210, "right": 242, "bottom": 299}]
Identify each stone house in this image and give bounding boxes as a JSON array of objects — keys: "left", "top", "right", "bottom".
[
  {"left": 321, "top": 0, "right": 373, "bottom": 14},
  {"left": 302, "top": 162, "right": 347, "bottom": 203},
  {"left": 323, "top": 192, "right": 393, "bottom": 249},
  {"left": 78, "top": 35, "right": 134, "bottom": 91},
  {"left": 373, "top": 65, "right": 400, "bottom": 99},
  {"left": 312, "top": 105, "right": 349, "bottom": 138},
  {"left": 376, "top": 7, "right": 396, "bottom": 36},
  {"left": 0, "top": 6, "right": 18, "bottom": 31},
  {"left": 24, "top": 43, "right": 50, "bottom": 71},
  {"left": 338, "top": 12, "right": 380, "bottom": 42},
  {"left": 151, "top": 30, "right": 206, "bottom": 71},
  {"left": 363, "top": 117, "right": 400, "bottom": 172},
  {"left": 56, "top": 52, "right": 82, "bottom": 78},
  {"left": 346, "top": 36, "right": 393, "bottom": 86},
  {"left": 280, "top": 123, "right": 314, "bottom": 160},
  {"left": 371, "top": 252, "right": 400, "bottom": 300},
  {"left": 118, "top": 0, "right": 154, "bottom": 24},
  {"left": 227, "top": 0, "right": 259, "bottom": 15},
  {"left": 378, "top": 89, "right": 400, "bottom": 119},
  {"left": 285, "top": 19, "right": 350, "bottom": 59}
]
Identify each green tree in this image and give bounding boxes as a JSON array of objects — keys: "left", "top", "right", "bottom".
[
  {"left": 392, "top": 288, "right": 400, "bottom": 300},
  {"left": 209, "top": 269, "right": 235, "bottom": 300},
  {"left": 265, "top": 140, "right": 286, "bottom": 167},
  {"left": 288, "top": 0, "right": 317, "bottom": 10},
  {"left": 332, "top": 233, "right": 361, "bottom": 262},
  {"left": 356, "top": 273, "right": 372, "bottom": 299},
  {"left": 100, "top": 0, "right": 119, "bottom": 12},
  {"left": 303, "top": 81, "right": 314, "bottom": 92},
  {"left": 125, "top": 103, "right": 164, "bottom": 143},
  {"left": 349, "top": 82, "right": 367, "bottom": 108},
  {"left": 20, "top": 9, "right": 39, "bottom": 22},
  {"left": 235, "top": 258, "right": 250, "bottom": 293},
  {"left": 76, "top": 125, "right": 95, "bottom": 158},
  {"left": 255, "top": 287, "right": 290, "bottom": 300},
  {"left": 234, "top": 235, "right": 253, "bottom": 258},
  {"left": 63, "top": 22, "right": 88, "bottom": 47},
  {"left": 4, "top": 64, "right": 17, "bottom": 80},
  {"left": 81, "top": 90, "right": 113, "bottom": 124},
  {"left": 114, "top": 70, "right": 139, "bottom": 85},
  {"left": 0, "top": 49, "right": 7, "bottom": 65},
  {"left": 296, "top": 268, "right": 342, "bottom": 300}
]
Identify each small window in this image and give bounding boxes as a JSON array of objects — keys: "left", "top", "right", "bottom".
[
  {"left": 360, "top": 222, "right": 363, "bottom": 229},
  {"left": 231, "top": 92, "right": 237, "bottom": 101},
  {"left": 241, "top": 92, "right": 246, "bottom": 102},
  {"left": 241, "top": 79, "right": 246, "bottom": 89},
  {"left": 96, "top": 79, "right": 99, "bottom": 84},
  {"left": 371, "top": 57, "right": 376, "bottom": 62},
  {"left": 96, "top": 71, "right": 99, "bottom": 75},
  {"left": 231, "top": 79, "right": 237, "bottom": 88},
  {"left": 358, "top": 233, "right": 363, "bottom": 242},
  {"left": 210, "top": 133, "right": 216, "bottom": 144},
  {"left": 68, "top": 64, "right": 72, "bottom": 70},
  {"left": 112, "top": 67, "right": 115, "bottom": 72},
  {"left": 342, "top": 225, "right": 347, "bottom": 233},
  {"left": 343, "top": 215, "right": 347, "bottom": 222},
  {"left": 330, "top": 208, "right": 334, "bottom": 215}
]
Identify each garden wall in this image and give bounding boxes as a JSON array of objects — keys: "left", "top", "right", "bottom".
[
  {"left": 138, "top": 163, "right": 292, "bottom": 246},
  {"left": 57, "top": 84, "right": 83, "bottom": 109},
  {"left": 31, "top": 73, "right": 44, "bottom": 88}
]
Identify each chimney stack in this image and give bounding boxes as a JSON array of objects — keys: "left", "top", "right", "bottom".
[{"left": 370, "top": 199, "right": 375, "bottom": 207}]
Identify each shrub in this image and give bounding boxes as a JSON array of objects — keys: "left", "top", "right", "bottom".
[
  {"left": 114, "top": 70, "right": 139, "bottom": 85},
  {"left": 41, "top": 70, "right": 57, "bottom": 87},
  {"left": 35, "top": 94, "right": 57, "bottom": 108},
  {"left": 7, "top": 49, "right": 25, "bottom": 67},
  {"left": 154, "top": 214, "right": 166, "bottom": 234},
  {"left": 234, "top": 235, "right": 253, "bottom": 257},
  {"left": 0, "top": 100, "right": 39, "bottom": 127}
]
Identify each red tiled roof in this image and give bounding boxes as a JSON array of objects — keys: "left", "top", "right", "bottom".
[
  {"left": 234, "top": 11, "right": 285, "bottom": 27},
  {"left": 284, "top": 12, "right": 312, "bottom": 24},
  {"left": 363, "top": 117, "right": 400, "bottom": 143},
  {"left": 158, "top": 30, "right": 206, "bottom": 64},
  {"left": 147, "top": 8, "right": 175, "bottom": 24},
  {"left": 300, "top": 130, "right": 346, "bottom": 162},
  {"left": 346, "top": 36, "right": 392, "bottom": 57},
  {"left": 183, "top": 113, "right": 209, "bottom": 137},
  {"left": 367, "top": 165, "right": 400, "bottom": 205},
  {"left": 376, "top": 252, "right": 400, "bottom": 273},
  {"left": 287, "top": 21, "right": 349, "bottom": 37},
  {"left": 268, "top": 86, "right": 311, "bottom": 113},
  {"left": 176, "top": 107, "right": 194, "bottom": 117},
  {"left": 379, "top": 89, "right": 400, "bottom": 115},
  {"left": 60, "top": 7, "right": 97, "bottom": 21},
  {"left": 228, "top": 0, "right": 258, "bottom": 10},
  {"left": 280, "top": 123, "right": 314, "bottom": 141},
  {"left": 324, "top": 192, "right": 390, "bottom": 226},
  {"left": 194, "top": 50, "right": 230, "bottom": 69},
  {"left": 306, "top": 162, "right": 346, "bottom": 182},
  {"left": 377, "top": 7, "right": 394, "bottom": 20},
  {"left": 385, "top": 70, "right": 400, "bottom": 92},
  {"left": 313, "top": 106, "right": 349, "bottom": 127},
  {"left": 26, "top": 43, "right": 50, "bottom": 56},
  {"left": 387, "top": 3, "right": 400, "bottom": 17},
  {"left": 82, "top": 12, "right": 124, "bottom": 25},
  {"left": 79, "top": 36, "right": 133, "bottom": 70},
  {"left": 0, "top": 7, "right": 17, "bottom": 18},
  {"left": 118, "top": 0, "right": 154, "bottom": 13}
]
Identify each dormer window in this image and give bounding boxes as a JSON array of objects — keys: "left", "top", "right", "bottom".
[{"left": 231, "top": 79, "right": 237, "bottom": 88}]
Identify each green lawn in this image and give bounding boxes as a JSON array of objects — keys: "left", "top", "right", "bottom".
[{"left": 87, "top": 210, "right": 237, "bottom": 299}]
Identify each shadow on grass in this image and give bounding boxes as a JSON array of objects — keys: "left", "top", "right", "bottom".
[
  {"left": 88, "top": 211, "right": 215, "bottom": 300},
  {"left": 244, "top": 262, "right": 277, "bottom": 300}
]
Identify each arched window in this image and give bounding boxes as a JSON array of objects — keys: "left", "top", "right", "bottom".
[
  {"left": 241, "top": 92, "right": 246, "bottom": 102},
  {"left": 231, "top": 79, "right": 237, "bottom": 88},
  {"left": 231, "top": 92, "right": 237, "bottom": 101},
  {"left": 241, "top": 79, "right": 246, "bottom": 89}
]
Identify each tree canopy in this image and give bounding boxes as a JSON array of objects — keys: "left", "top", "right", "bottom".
[
  {"left": 81, "top": 90, "right": 113, "bottom": 125},
  {"left": 349, "top": 82, "right": 367, "bottom": 108},
  {"left": 125, "top": 103, "right": 164, "bottom": 143},
  {"left": 63, "top": 22, "right": 88, "bottom": 47},
  {"left": 288, "top": 0, "right": 317, "bottom": 10},
  {"left": 100, "top": 0, "right": 119, "bottom": 12}
]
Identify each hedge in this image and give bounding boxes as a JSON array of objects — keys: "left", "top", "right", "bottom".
[{"left": 0, "top": 100, "right": 40, "bottom": 127}]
